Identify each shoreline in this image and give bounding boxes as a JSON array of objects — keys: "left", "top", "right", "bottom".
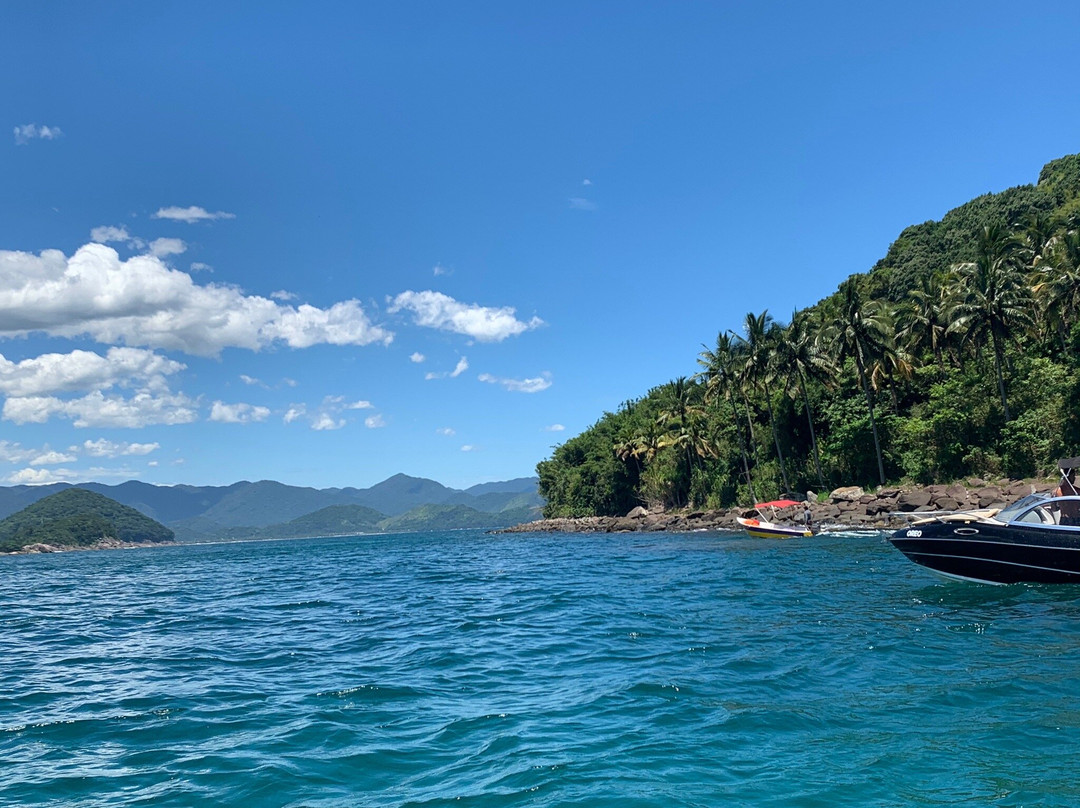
[
  {"left": 498, "top": 478, "right": 1057, "bottom": 534},
  {"left": 1, "top": 538, "right": 176, "bottom": 556}
]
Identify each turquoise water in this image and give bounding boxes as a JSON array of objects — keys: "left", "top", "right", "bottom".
[{"left": 3, "top": 529, "right": 1080, "bottom": 807}]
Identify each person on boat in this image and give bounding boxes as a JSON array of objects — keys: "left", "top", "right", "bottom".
[{"left": 1053, "top": 468, "right": 1080, "bottom": 525}]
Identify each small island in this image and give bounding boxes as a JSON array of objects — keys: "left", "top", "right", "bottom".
[{"left": 0, "top": 488, "right": 175, "bottom": 554}]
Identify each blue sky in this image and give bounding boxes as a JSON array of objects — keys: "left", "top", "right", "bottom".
[{"left": 2, "top": 1, "right": 1079, "bottom": 490}]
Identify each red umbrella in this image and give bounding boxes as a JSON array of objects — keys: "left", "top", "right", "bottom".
[{"left": 754, "top": 499, "right": 801, "bottom": 509}]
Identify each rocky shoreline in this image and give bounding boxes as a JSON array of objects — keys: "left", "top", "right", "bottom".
[
  {"left": 498, "top": 478, "right": 1057, "bottom": 534},
  {"left": 1, "top": 538, "right": 175, "bottom": 555}
]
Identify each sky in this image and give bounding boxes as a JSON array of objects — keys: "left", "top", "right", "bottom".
[{"left": 2, "top": 1, "right": 1080, "bottom": 490}]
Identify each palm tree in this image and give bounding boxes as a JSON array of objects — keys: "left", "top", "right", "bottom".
[
  {"left": 697, "top": 332, "right": 756, "bottom": 503},
  {"left": 830, "top": 278, "right": 894, "bottom": 486},
  {"left": 775, "top": 309, "right": 833, "bottom": 489},
  {"left": 1033, "top": 230, "right": 1080, "bottom": 349},
  {"left": 738, "top": 311, "right": 791, "bottom": 493},
  {"left": 656, "top": 377, "right": 708, "bottom": 506},
  {"left": 1017, "top": 209, "right": 1059, "bottom": 267},
  {"left": 898, "top": 273, "right": 950, "bottom": 369},
  {"left": 948, "top": 224, "right": 1035, "bottom": 421}
]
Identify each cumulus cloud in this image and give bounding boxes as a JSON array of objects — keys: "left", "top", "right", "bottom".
[
  {"left": 240, "top": 374, "right": 263, "bottom": 386},
  {"left": 0, "top": 441, "right": 75, "bottom": 465},
  {"left": 364, "top": 414, "right": 386, "bottom": 428},
  {"left": 410, "top": 352, "right": 425, "bottom": 363},
  {"left": 478, "top": 371, "right": 553, "bottom": 393},
  {"left": 91, "top": 225, "right": 134, "bottom": 244},
  {"left": 461, "top": 444, "right": 477, "bottom": 452},
  {"left": 149, "top": 238, "right": 186, "bottom": 258},
  {"left": 78, "top": 438, "right": 159, "bottom": 458},
  {"left": 0, "top": 347, "right": 185, "bottom": 397},
  {"left": 568, "top": 197, "right": 597, "bottom": 211},
  {"left": 312, "top": 413, "right": 344, "bottom": 431},
  {"left": 209, "top": 401, "right": 271, "bottom": 424},
  {"left": 190, "top": 262, "right": 213, "bottom": 273},
  {"left": 545, "top": 423, "right": 566, "bottom": 432},
  {"left": 271, "top": 290, "right": 297, "bottom": 301},
  {"left": 433, "top": 264, "right": 449, "bottom": 276},
  {"left": 0, "top": 243, "right": 393, "bottom": 356},
  {"left": 347, "top": 399, "right": 373, "bottom": 409},
  {"left": 3, "top": 389, "right": 199, "bottom": 428},
  {"left": 14, "top": 124, "right": 62, "bottom": 145},
  {"left": 437, "top": 427, "right": 455, "bottom": 436},
  {"left": 4, "top": 465, "right": 138, "bottom": 485},
  {"left": 389, "top": 290, "right": 542, "bottom": 342},
  {"left": 152, "top": 206, "right": 236, "bottom": 223}
]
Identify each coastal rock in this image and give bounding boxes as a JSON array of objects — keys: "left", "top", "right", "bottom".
[
  {"left": 897, "top": 491, "right": 932, "bottom": 512},
  {"left": 626, "top": 506, "right": 649, "bottom": 519},
  {"left": 830, "top": 486, "right": 864, "bottom": 502},
  {"left": 975, "top": 487, "right": 1002, "bottom": 507},
  {"left": 934, "top": 497, "right": 960, "bottom": 512}
]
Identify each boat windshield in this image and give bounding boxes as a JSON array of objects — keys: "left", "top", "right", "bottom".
[{"left": 997, "top": 493, "right": 1050, "bottom": 523}]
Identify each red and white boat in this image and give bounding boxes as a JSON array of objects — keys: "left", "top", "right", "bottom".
[{"left": 737, "top": 499, "right": 813, "bottom": 539}]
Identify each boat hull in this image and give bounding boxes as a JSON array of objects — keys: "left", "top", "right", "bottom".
[
  {"left": 737, "top": 517, "right": 812, "bottom": 540},
  {"left": 890, "top": 521, "right": 1080, "bottom": 584}
]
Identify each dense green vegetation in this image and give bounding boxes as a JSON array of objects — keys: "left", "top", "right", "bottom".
[
  {"left": 0, "top": 488, "right": 174, "bottom": 552},
  {"left": 538, "top": 153, "right": 1080, "bottom": 518}
]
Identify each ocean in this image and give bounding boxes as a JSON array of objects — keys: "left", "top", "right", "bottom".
[{"left": 3, "top": 528, "right": 1079, "bottom": 807}]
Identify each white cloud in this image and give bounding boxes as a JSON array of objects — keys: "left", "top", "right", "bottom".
[
  {"left": 283, "top": 405, "right": 306, "bottom": 424},
  {"left": 428, "top": 356, "right": 470, "bottom": 380},
  {"left": 30, "top": 450, "right": 78, "bottom": 466},
  {"left": 4, "top": 465, "right": 138, "bottom": 485},
  {"left": 347, "top": 400, "right": 373, "bottom": 410},
  {"left": 569, "top": 197, "right": 597, "bottom": 211},
  {"left": 209, "top": 401, "right": 271, "bottom": 424},
  {"left": 364, "top": 414, "right": 386, "bottom": 429},
  {"left": 461, "top": 444, "right": 477, "bottom": 452},
  {"left": 0, "top": 441, "right": 77, "bottom": 465},
  {"left": 283, "top": 377, "right": 298, "bottom": 387},
  {"left": 271, "top": 290, "right": 297, "bottom": 301},
  {"left": 437, "top": 427, "right": 455, "bottom": 436},
  {"left": 149, "top": 238, "right": 187, "bottom": 258},
  {"left": 582, "top": 179, "right": 593, "bottom": 186},
  {"left": 5, "top": 467, "right": 74, "bottom": 484},
  {"left": 0, "top": 347, "right": 185, "bottom": 397},
  {"left": 240, "top": 374, "right": 262, "bottom": 386},
  {"left": 410, "top": 352, "right": 426, "bottom": 363},
  {"left": 3, "top": 389, "right": 199, "bottom": 428},
  {"left": 91, "top": 225, "right": 133, "bottom": 244},
  {"left": 478, "top": 371, "right": 553, "bottom": 393},
  {"left": 389, "top": 290, "right": 542, "bottom": 342},
  {"left": 545, "top": 424, "right": 566, "bottom": 432},
  {"left": 189, "top": 262, "right": 213, "bottom": 273},
  {"left": 0, "top": 243, "right": 393, "bottom": 356},
  {"left": 152, "top": 206, "right": 236, "bottom": 223},
  {"left": 312, "top": 413, "right": 344, "bottom": 431},
  {"left": 14, "top": 124, "right": 62, "bottom": 145},
  {"left": 433, "top": 264, "right": 449, "bottom": 276},
  {"left": 79, "top": 438, "right": 159, "bottom": 458}
]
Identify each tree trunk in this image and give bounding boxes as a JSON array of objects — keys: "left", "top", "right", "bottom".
[
  {"left": 763, "top": 379, "right": 791, "bottom": 492},
  {"left": 856, "top": 355, "right": 886, "bottom": 486},
  {"left": 991, "top": 329, "right": 1010, "bottom": 421},
  {"left": 798, "top": 368, "right": 825, "bottom": 489},
  {"left": 729, "top": 395, "right": 757, "bottom": 505}
]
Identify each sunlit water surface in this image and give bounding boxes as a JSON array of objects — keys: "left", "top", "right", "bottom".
[{"left": 3, "top": 529, "right": 1080, "bottom": 807}]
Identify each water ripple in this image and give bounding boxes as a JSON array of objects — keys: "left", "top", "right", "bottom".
[{"left": 3, "top": 530, "right": 1080, "bottom": 805}]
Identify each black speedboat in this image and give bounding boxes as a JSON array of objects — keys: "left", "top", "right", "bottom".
[{"left": 889, "top": 459, "right": 1080, "bottom": 585}]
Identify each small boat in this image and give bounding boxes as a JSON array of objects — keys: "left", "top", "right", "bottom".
[
  {"left": 888, "top": 458, "right": 1080, "bottom": 584},
  {"left": 737, "top": 499, "right": 813, "bottom": 539},
  {"left": 737, "top": 516, "right": 813, "bottom": 539}
]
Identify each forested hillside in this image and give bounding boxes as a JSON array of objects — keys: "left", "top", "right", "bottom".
[
  {"left": 538, "top": 153, "right": 1080, "bottom": 518},
  {"left": 0, "top": 489, "right": 174, "bottom": 553}
]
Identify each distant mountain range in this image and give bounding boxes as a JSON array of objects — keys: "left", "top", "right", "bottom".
[{"left": 0, "top": 475, "right": 543, "bottom": 541}]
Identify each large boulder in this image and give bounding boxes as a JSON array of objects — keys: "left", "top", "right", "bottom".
[
  {"left": 626, "top": 506, "right": 649, "bottom": 519},
  {"left": 831, "top": 486, "right": 864, "bottom": 502},
  {"left": 897, "top": 490, "right": 932, "bottom": 512}
]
